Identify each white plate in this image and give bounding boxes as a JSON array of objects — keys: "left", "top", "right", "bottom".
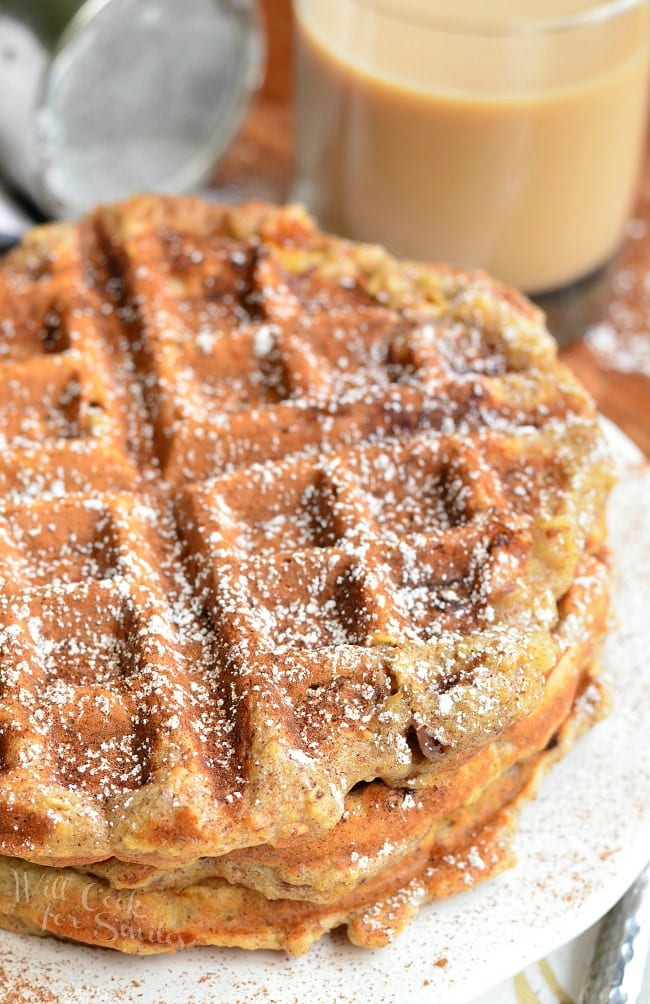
[{"left": 1, "top": 420, "right": 649, "bottom": 1004}]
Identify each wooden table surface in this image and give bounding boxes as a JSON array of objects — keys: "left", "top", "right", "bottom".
[{"left": 215, "top": 0, "right": 650, "bottom": 456}]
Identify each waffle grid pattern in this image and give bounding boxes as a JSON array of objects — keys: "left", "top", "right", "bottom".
[{"left": 0, "top": 197, "right": 611, "bottom": 870}]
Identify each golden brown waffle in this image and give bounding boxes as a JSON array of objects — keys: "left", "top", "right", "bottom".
[{"left": 0, "top": 196, "right": 612, "bottom": 952}]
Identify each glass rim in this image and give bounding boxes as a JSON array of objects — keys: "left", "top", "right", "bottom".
[{"left": 348, "top": 0, "right": 648, "bottom": 36}]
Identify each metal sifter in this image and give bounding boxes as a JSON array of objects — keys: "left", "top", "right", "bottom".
[{"left": 0, "top": 0, "right": 264, "bottom": 218}]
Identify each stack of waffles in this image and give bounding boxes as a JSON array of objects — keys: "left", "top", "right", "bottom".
[{"left": 0, "top": 197, "right": 612, "bottom": 954}]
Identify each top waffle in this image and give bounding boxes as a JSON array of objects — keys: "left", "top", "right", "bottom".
[{"left": 0, "top": 196, "right": 611, "bottom": 869}]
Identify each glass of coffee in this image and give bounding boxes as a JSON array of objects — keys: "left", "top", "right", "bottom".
[{"left": 294, "top": 0, "right": 650, "bottom": 296}]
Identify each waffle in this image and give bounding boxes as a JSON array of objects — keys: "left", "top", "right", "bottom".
[{"left": 0, "top": 195, "right": 613, "bottom": 952}]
